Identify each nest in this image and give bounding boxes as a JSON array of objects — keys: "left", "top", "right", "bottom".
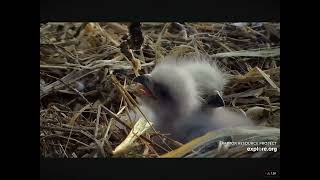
[{"left": 40, "top": 22, "right": 280, "bottom": 158}]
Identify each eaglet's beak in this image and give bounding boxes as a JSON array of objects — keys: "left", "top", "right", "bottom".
[{"left": 131, "top": 74, "right": 154, "bottom": 97}]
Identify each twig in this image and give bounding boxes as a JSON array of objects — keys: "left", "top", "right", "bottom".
[
  {"left": 256, "top": 67, "right": 280, "bottom": 93},
  {"left": 210, "top": 48, "right": 280, "bottom": 58},
  {"left": 101, "top": 105, "right": 169, "bottom": 153},
  {"left": 59, "top": 143, "right": 69, "bottom": 158},
  {"left": 94, "top": 104, "right": 102, "bottom": 138},
  {"left": 41, "top": 133, "right": 90, "bottom": 147},
  {"left": 100, "top": 106, "right": 126, "bottom": 151},
  {"left": 40, "top": 72, "right": 93, "bottom": 107}
]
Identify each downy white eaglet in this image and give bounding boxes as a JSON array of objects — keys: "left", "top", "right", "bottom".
[{"left": 131, "top": 56, "right": 254, "bottom": 143}]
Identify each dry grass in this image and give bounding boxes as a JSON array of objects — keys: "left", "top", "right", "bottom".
[{"left": 40, "top": 22, "right": 280, "bottom": 158}]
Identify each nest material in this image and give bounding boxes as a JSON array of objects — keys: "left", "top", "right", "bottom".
[{"left": 40, "top": 22, "right": 280, "bottom": 158}]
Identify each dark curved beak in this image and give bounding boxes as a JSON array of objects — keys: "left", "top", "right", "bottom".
[
  {"left": 132, "top": 74, "right": 152, "bottom": 87},
  {"left": 205, "top": 90, "right": 225, "bottom": 108},
  {"left": 132, "top": 74, "right": 154, "bottom": 97}
]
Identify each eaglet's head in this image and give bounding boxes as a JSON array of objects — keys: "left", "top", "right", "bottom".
[{"left": 132, "top": 61, "right": 201, "bottom": 123}]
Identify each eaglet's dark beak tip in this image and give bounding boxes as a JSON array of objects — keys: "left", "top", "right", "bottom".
[{"left": 206, "top": 91, "right": 225, "bottom": 108}]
